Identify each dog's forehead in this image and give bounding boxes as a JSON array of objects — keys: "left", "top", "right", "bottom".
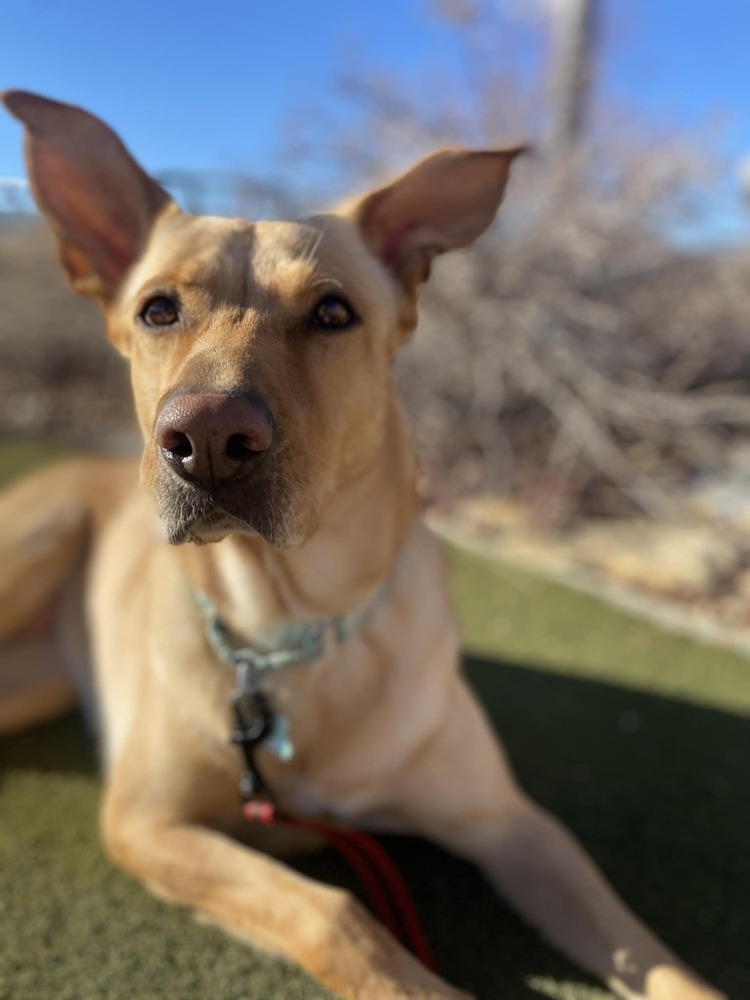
[{"left": 124, "top": 211, "right": 388, "bottom": 307}]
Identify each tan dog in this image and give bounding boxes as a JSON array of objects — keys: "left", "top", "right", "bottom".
[{"left": 0, "top": 92, "right": 724, "bottom": 1000}]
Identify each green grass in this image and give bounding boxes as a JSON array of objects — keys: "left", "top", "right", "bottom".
[
  {"left": 0, "top": 437, "right": 71, "bottom": 486},
  {"left": 1, "top": 445, "right": 748, "bottom": 999}
]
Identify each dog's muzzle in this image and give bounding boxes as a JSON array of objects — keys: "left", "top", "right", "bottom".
[{"left": 154, "top": 392, "right": 274, "bottom": 487}]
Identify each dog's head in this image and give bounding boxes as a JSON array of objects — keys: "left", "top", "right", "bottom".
[{"left": 3, "top": 91, "right": 524, "bottom": 546}]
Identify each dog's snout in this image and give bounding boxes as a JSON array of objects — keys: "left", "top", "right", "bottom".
[{"left": 155, "top": 393, "right": 274, "bottom": 485}]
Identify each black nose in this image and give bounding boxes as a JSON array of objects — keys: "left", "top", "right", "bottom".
[{"left": 154, "top": 392, "right": 273, "bottom": 485}]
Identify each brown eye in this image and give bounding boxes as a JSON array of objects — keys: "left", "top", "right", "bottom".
[
  {"left": 139, "top": 295, "right": 179, "bottom": 328},
  {"left": 311, "top": 296, "right": 358, "bottom": 331}
]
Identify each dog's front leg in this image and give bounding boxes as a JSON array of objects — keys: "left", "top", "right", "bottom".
[
  {"left": 101, "top": 749, "right": 473, "bottom": 1000},
  {"left": 389, "top": 678, "right": 725, "bottom": 1000}
]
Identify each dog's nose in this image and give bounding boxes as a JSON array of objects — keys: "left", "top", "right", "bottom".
[{"left": 154, "top": 393, "right": 274, "bottom": 485}]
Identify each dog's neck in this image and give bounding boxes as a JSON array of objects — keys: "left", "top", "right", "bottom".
[{"left": 180, "top": 394, "right": 419, "bottom": 626}]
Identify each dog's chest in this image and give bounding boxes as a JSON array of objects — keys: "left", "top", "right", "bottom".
[{"left": 251, "top": 624, "right": 450, "bottom": 826}]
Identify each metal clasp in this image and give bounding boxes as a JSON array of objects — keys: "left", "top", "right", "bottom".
[{"left": 230, "top": 661, "right": 275, "bottom": 801}]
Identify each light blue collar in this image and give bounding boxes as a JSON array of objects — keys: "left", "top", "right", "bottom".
[
  {"left": 195, "top": 584, "right": 386, "bottom": 674},
  {"left": 195, "top": 581, "right": 389, "bottom": 762}
]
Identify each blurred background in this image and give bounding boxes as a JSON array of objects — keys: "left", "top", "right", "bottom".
[
  {"left": 5, "top": 0, "right": 750, "bottom": 612},
  {"left": 3, "top": 7, "right": 750, "bottom": 999}
]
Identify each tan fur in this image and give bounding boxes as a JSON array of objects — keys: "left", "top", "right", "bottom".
[{"left": 0, "top": 92, "right": 724, "bottom": 1000}]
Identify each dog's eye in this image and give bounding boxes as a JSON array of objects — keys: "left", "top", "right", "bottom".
[
  {"left": 139, "top": 296, "right": 180, "bottom": 328},
  {"left": 310, "top": 296, "right": 358, "bottom": 331}
]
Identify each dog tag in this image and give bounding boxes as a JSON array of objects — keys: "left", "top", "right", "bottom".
[{"left": 266, "top": 712, "right": 294, "bottom": 762}]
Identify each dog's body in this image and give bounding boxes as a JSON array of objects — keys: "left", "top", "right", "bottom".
[{"left": 0, "top": 92, "right": 724, "bottom": 1000}]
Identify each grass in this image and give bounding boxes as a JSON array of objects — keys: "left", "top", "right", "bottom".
[
  {"left": 0, "top": 437, "right": 71, "bottom": 486},
  {"left": 1, "top": 443, "right": 748, "bottom": 999}
]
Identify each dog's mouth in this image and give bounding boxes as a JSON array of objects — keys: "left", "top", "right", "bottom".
[{"left": 152, "top": 462, "right": 314, "bottom": 547}]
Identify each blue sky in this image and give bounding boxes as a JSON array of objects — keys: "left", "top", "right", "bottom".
[{"left": 2, "top": 1, "right": 750, "bottom": 243}]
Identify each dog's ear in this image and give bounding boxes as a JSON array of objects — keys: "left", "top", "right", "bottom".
[
  {"left": 2, "top": 90, "right": 174, "bottom": 302},
  {"left": 356, "top": 147, "right": 527, "bottom": 291}
]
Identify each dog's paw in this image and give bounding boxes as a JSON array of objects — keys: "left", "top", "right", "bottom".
[{"left": 636, "top": 966, "right": 727, "bottom": 1000}]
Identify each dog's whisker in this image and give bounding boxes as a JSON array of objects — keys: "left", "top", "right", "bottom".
[
  {"left": 309, "top": 276, "right": 343, "bottom": 290},
  {"left": 303, "top": 223, "right": 327, "bottom": 267}
]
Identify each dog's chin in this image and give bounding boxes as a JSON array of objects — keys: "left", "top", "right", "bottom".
[{"left": 153, "top": 473, "right": 316, "bottom": 548}]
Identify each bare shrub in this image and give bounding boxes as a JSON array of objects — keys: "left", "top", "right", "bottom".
[{"left": 0, "top": 220, "right": 134, "bottom": 446}]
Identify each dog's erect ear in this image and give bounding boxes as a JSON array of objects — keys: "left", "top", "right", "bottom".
[
  {"left": 2, "top": 90, "right": 174, "bottom": 301},
  {"left": 356, "top": 147, "right": 527, "bottom": 291}
]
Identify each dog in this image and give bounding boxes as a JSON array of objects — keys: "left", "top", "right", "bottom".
[{"left": 0, "top": 91, "right": 724, "bottom": 1000}]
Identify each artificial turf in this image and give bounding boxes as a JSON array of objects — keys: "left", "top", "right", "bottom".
[{"left": 1, "top": 445, "right": 748, "bottom": 999}]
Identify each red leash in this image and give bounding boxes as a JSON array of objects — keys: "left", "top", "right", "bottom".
[{"left": 243, "top": 799, "right": 437, "bottom": 972}]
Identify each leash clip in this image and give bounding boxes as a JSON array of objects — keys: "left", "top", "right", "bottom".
[{"left": 230, "top": 661, "right": 276, "bottom": 802}]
